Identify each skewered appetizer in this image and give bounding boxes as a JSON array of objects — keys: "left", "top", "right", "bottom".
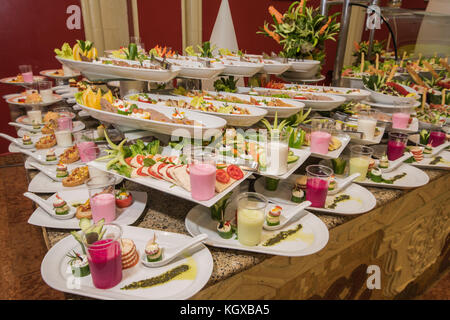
[
  {"left": 22, "top": 134, "right": 32, "bottom": 145},
  {"left": 369, "top": 168, "right": 382, "bottom": 182},
  {"left": 328, "top": 175, "right": 337, "bottom": 191},
  {"left": 145, "top": 234, "right": 163, "bottom": 262},
  {"left": 291, "top": 183, "right": 305, "bottom": 203},
  {"left": 217, "top": 220, "right": 233, "bottom": 239},
  {"left": 46, "top": 149, "right": 57, "bottom": 162},
  {"left": 266, "top": 206, "right": 282, "bottom": 226},
  {"left": 56, "top": 163, "right": 69, "bottom": 178},
  {"left": 66, "top": 251, "right": 90, "bottom": 277},
  {"left": 410, "top": 146, "right": 424, "bottom": 162},
  {"left": 53, "top": 194, "right": 70, "bottom": 215}
]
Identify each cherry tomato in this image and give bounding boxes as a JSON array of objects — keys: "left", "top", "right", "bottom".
[
  {"left": 216, "top": 169, "right": 230, "bottom": 184},
  {"left": 227, "top": 165, "right": 244, "bottom": 180}
]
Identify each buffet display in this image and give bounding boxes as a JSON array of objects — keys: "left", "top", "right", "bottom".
[{"left": 1, "top": 1, "right": 449, "bottom": 299}]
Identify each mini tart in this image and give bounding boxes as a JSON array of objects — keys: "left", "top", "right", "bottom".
[
  {"left": 266, "top": 206, "right": 282, "bottom": 226},
  {"left": 379, "top": 155, "right": 389, "bottom": 168},
  {"left": 22, "top": 135, "right": 32, "bottom": 145},
  {"left": 291, "top": 188, "right": 304, "bottom": 203},
  {"left": 145, "top": 239, "right": 162, "bottom": 262},
  {"left": 117, "top": 104, "right": 131, "bottom": 115},
  {"left": 69, "top": 254, "right": 90, "bottom": 277},
  {"left": 217, "top": 221, "right": 233, "bottom": 239},
  {"left": 369, "top": 168, "right": 382, "bottom": 182}
]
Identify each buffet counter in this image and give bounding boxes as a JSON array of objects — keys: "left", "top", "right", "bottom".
[{"left": 35, "top": 164, "right": 450, "bottom": 300}]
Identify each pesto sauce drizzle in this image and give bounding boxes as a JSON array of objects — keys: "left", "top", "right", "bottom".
[
  {"left": 430, "top": 156, "right": 442, "bottom": 165},
  {"left": 120, "top": 264, "right": 190, "bottom": 290},
  {"left": 262, "top": 224, "right": 302, "bottom": 247},
  {"left": 327, "top": 194, "right": 351, "bottom": 209}
]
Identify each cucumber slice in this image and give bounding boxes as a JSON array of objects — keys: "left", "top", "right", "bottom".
[
  {"left": 287, "top": 155, "right": 299, "bottom": 164},
  {"left": 92, "top": 218, "right": 105, "bottom": 235},
  {"left": 258, "top": 152, "right": 267, "bottom": 169},
  {"left": 79, "top": 218, "right": 91, "bottom": 232}
]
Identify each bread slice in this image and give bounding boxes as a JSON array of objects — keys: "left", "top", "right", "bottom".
[
  {"left": 215, "top": 176, "right": 236, "bottom": 193},
  {"left": 173, "top": 165, "right": 191, "bottom": 191}
]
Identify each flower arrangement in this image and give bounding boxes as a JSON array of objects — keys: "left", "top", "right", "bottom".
[
  {"left": 258, "top": 0, "right": 340, "bottom": 62},
  {"left": 352, "top": 40, "right": 385, "bottom": 65}
]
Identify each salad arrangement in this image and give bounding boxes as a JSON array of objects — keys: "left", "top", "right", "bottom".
[{"left": 55, "top": 40, "right": 98, "bottom": 61}]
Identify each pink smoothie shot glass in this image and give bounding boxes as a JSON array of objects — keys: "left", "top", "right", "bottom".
[
  {"left": 310, "top": 131, "right": 331, "bottom": 155},
  {"left": 392, "top": 113, "right": 410, "bottom": 129},
  {"left": 190, "top": 163, "right": 216, "bottom": 201},
  {"left": 91, "top": 193, "right": 116, "bottom": 223},
  {"left": 57, "top": 116, "right": 73, "bottom": 131},
  {"left": 77, "top": 141, "right": 97, "bottom": 162}
]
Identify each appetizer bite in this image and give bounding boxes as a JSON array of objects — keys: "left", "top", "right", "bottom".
[
  {"left": 59, "top": 146, "right": 80, "bottom": 164},
  {"left": 328, "top": 175, "right": 337, "bottom": 191},
  {"left": 66, "top": 250, "right": 90, "bottom": 277},
  {"left": 379, "top": 155, "right": 389, "bottom": 169},
  {"left": 36, "top": 134, "right": 57, "bottom": 149},
  {"left": 368, "top": 168, "right": 382, "bottom": 183},
  {"left": 410, "top": 146, "right": 424, "bottom": 162},
  {"left": 53, "top": 194, "right": 70, "bottom": 215},
  {"left": 46, "top": 149, "right": 57, "bottom": 162},
  {"left": 56, "top": 163, "right": 69, "bottom": 178},
  {"left": 217, "top": 220, "right": 233, "bottom": 239},
  {"left": 62, "top": 166, "right": 90, "bottom": 187},
  {"left": 115, "top": 188, "right": 133, "bottom": 208},
  {"left": 266, "top": 206, "right": 282, "bottom": 226},
  {"left": 22, "top": 134, "right": 32, "bottom": 145},
  {"left": 75, "top": 199, "right": 92, "bottom": 220},
  {"left": 145, "top": 234, "right": 163, "bottom": 262},
  {"left": 424, "top": 143, "right": 433, "bottom": 157},
  {"left": 121, "top": 238, "right": 139, "bottom": 270}
]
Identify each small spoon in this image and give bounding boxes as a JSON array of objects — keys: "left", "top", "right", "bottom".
[
  {"left": 141, "top": 234, "right": 208, "bottom": 268},
  {"left": 8, "top": 122, "right": 41, "bottom": 133},
  {"left": 328, "top": 173, "right": 360, "bottom": 195},
  {"left": 263, "top": 201, "right": 312, "bottom": 231},
  {"left": 0, "top": 132, "right": 35, "bottom": 149},
  {"left": 23, "top": 192, "right": 75, "bottom": 220},
  {"left": 381, "top": 153, "right": 412, "bottom": 173},
  {"left": 430, "top": 141, "right": 450, "bottom": 157},
  {"left": 28, "top": 162, "right": 63, "bottom": 182}
]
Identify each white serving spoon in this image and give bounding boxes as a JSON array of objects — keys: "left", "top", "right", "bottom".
[
  {"left": 23, "top": 192, "right": 75, "bottom": 220},
  {"left": 381, "top": 153, "right": 412, "bottom": 173},
  {"left": 28, "top": 162, "right": 63, "bottom": 182},
  {"left": 0, "top": 132, "right": 35, "bottom": 149},
  {"left": 430, "top": 141, "right": 450, "bottom": 157},
  {"left": 328, "top": 173, "right": 361, "bottom": 195},
  {"left": 141, "top": 234, "right": 208, "bottom": 268},
  {"left": 20, "top": 148, "right": 59, "bottom": 165},
  {"left": 8, "top": 122, "right": 41, "bottom": 133},
  {"left": 263, "top": 201, "right": 312, "bottom": 231}
]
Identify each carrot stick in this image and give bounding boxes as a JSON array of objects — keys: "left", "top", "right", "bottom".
[
  {"left": 386, "top": 65, "right": 397, "bottom": 83},
  {"left": 360, "top": 52, "right": 365, "bottom": 73},
  {"left": 423, "top": 60, "right": 439, "bottom": 79},
  {"left": 375, "top": 53, "right": 379, "bottom": 70},
  {"left": 442, "top": 89, "right": 446, "bottom": 106}
]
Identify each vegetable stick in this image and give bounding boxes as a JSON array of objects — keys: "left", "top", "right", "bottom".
[
  {"left": 421, "top": 88, "right": 426, "bottom": 111},
  {"left": 375, "top": 53, "right": 379, "bottom": 70},
  {"left": 417, "top": 53, "right": 422, "bottom": 65},
  {"left": 406, "top": 65, "right": 427, "bottom": 87},
  {"left": 360, "top": 52, "right": 365, "bottom": 73},
  {"left": 386, "top": 33, "right": 391, "bottom": 52},
  {"left": 400, "top": 51, "right": 407, "bottom": 68},
  {"left": 442, "top": 89, "right": 446, "bottom": 106},
  {"left": 423, "top": 60, "right": 439, "bottom": 79},
  {"left": 440, "top": 58, "right": 450, "bottom": 73},
  {"left": 386, "top": 65, "right": 397, "bottom": 83}
]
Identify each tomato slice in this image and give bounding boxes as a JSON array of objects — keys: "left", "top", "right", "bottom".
[
  {"left": 125, "top": 157, "right": 133, "bottom": 166},
  {"left": 136, "top": 167, "right": 149, "bottom": 177},
  {"left": 136, "top": 155, "right": 144, "bottom": 166},
  {"left": 147, "top": 165, "right": 162, "bottom": 179},
  {"left": 165, "top": 165, "right": 175, "bottom": 179},
  {"left": 227, "top": 165, "right": 244, "bottom": 180},
  {"left": 216, "top": 169, "right": 230, "bottom": 184},
  {"left": 157, "top": 163, "right": 167, "bottom": 176}
]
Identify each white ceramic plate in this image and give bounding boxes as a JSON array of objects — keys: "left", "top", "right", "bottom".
[
  {"left": 166, "top": 58, "right": 225, "bottom": 80},
  {"left": 41, "top": 225, "right": 213, "bottom": 300},
  {"left": 254, "top": 175, "right": 376, "bottom": 215},
  {"left": 279, "top": 74, "right": 326, "bottom": 84},
  {"left": 185, "top": 203, "right": 329, "bottom": 257},
  {"left": 28, "top": 190, "right": 147, "bottom": 229},
  {"left": 16, "top": 111, "right": 76, "bottom": 125},
  {"left": 364, "top": 84, "right": 419, "bottom": 105},
  {"left": 56, "top": 57, "right": 181, "bottom": 82},
  {"left": 301, "top": 133, "right": 350, "bottom": 160},
  {"left": 237, "top": 87, "right": 346, "bottom": 111},
  {"left": 0, "top": 75, "right": 45, "bottom": 85},
  {"left": 77, "top": 101, "right": 227, "bottom": 139},
  {"left": 17, "top": 121, "right": 85, "bottom": 138},
  {"left": 125, "top": 93, "right": 268, "bottom": 127},
  {"left": 203, "top": 90, "right": 305, "bottom": 118},
  {"left": 216, "top": 59, "right": 264, "bottom": 77},
  {"left": 355, "top": 163, "right": 429, "bottom": 189},
  {"left": 283, "top": 84, "right": 371, "bottom": 102},
  {"left": 258, "top": 148, "right": 311, "bottom": 180},
  {"left": 361, "top": 99, "right": 421, "bottom": 110},
  {"left": 40, "top": 69, "right": 81, "bottom": 79},
  {"left": 6, "top": 93, "right": 64, "bottom": 108},
  {"left": 88, "top": 160, "right": 252, "bottom": 208},
  {"left": 347, "top": 124, "right": 385, "bottom": 145},
  {"left": 287, "top": 59, "right": 320, "bottom": 73},
  {"left": 408, "top": 150, "right": 450, "bottom": 170},
  {"left": 28, "top": 171, "right": 123, "bottom": 193}
]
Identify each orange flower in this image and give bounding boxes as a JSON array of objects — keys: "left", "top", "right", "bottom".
[
  {"left": 354, "top": 41, "right": 360, "bottom": 51},
  {"left": 298, "top": 0, "right": 305, "bottom": 14},
  {"left": 319, "top": 17, "right": 331, "bottom": 35},
  {"left": 264, "top": 25, "right": 280, "bottom": 43},
  {"left": 268, "top": 5, "right": 283, "bottom": 24}
]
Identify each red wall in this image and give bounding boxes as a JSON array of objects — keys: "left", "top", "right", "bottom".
[{"left": 0, "top": 0, "right": 85, "bottom": 154}]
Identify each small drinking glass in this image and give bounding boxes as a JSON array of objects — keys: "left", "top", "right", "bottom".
[
  {"left": 264, "top": 130, "right": 289, "bottom": 176},
  {"left": 310, "top": 117, "right": 334, "bottom": 155},
  {"left": 391, "top": 106, "right": 412, "bottom": 130},
  {"left": 82, "top": 223, "right": 122, "bottom": 289},
  {"left": 429, "top": 130, "right": 446, "bottom": 147},
  {"left": 38, "top": 80, "right": 53, "bottom": 102},
  {"left": 19, "top": 65, "right": 33, "bottom": 82},
  {"left": 86, "top": 173, "right": 117, "bottom": 223},
  {"left": 237, "top": 192, "right": 268, "bottom": 246},
  {"left": 387, "top": 132, "right": 408, "bottom": 161},
  {"left": 305, "top": 165, "right": 333, "bottom": 208},
  {"left": 74, "top": 130, "right": 97, "bottom": 163},
  {"left": 349, "top": 145, "right": 374, "bottom": 182},
  {"left": 189, "top": 150, "right": 216, "bottom": 201},
  {"left": 357, "top": 110, "right": 377, "bottom": 140}
]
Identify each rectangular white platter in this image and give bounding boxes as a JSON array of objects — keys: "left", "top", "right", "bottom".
[
  {"left": 299, "top": 133, "right": 350, "bottom": 160},
  {"left": 282, "top": 84, "right": 371, "bottom": 101},
  {"left": 28, "top": 190, "right": 147, "bottom": 229},
  {"left": 40, "top": 225, "right": 213, "bottom": 300},
  {"left": 408, "top": 150, "right": 450, "bottom": 170}
]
